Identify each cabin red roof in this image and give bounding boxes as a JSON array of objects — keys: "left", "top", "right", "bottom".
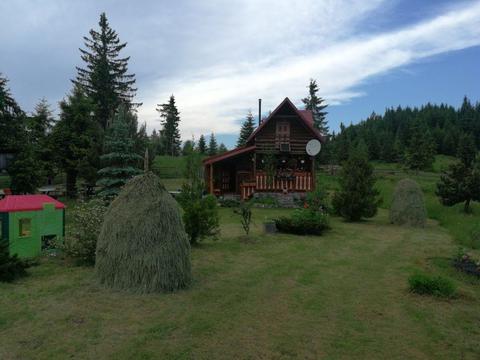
[
  {"left": 203, "top": 145, "right": 256, "bottom": 165},
  {"left": 0, "top": 195, "right": 65, "bottom": 212}
]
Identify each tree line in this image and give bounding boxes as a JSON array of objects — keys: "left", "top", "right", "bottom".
[{"left": 323, "top": 97, "right": 480, "bottom": 170}]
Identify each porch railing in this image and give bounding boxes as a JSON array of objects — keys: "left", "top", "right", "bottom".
[{"left": 255, "top": 171, "right": 313, "bottom": 192}]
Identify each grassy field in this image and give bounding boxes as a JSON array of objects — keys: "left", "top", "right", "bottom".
[
  {"left": 320, "top": 156, "right": 480, "bottom": 250},
  {"left": 1, "top": 208, "right": 480, "bottom": 359}
]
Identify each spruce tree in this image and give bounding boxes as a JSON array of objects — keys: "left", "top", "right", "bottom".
[
  {"left": 237, "top": 110, "right": 255, "bottom": 147},
  {"left": 0, "top": 238, "right": 29, "bottom": 282},
  {"left": 218, "top": 143, "right": 228, "bottom": 154},
  {"left": 457, "top": 132, "right": 476, "bottom": 168},
  {"left": 0, "top": 74, "right": 25, "bottom": 154},
  {"left": 97, "top": 107, "right": 142, "bottom": 199},
  {"left": 29, "top": 98, "right": 54, "bottom": 145},
  {"left": 302, "top": 79, "right": 328, "bottom": 134},
  {"left": 157, "top": 95, "right": 181, "bottom": 156},
  {"left": 404, "top": 120, "right": 436, "bottom": 171},
  {"left": 30, "top": 98, "right": 56, "bottom": 182},
  {"left": 208, "top": 133, "right": 218, "bottom": 156},
  {"left": 437, "top": 138, "right": 480, "bottom": 213},
  {"left": 74, "top": 12, "right": 137, "bottom": 130},
  {"left": 182, "top": 140, "right": 195, "bottom": 155},
  {"left": 197, "top": 134, "right": 207, "bottom": 154},
  {"left": 332, "top": 145, "right": 378, "bottom": 221},
  {"left": 8, "top": 144, "right": 42, "bottom": 194},
  {"left": 51, "top": 86, "right": 100, "bottom": 197}
]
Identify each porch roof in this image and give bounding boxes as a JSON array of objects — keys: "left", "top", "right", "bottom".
[{"left": 203, "top": 145, "right": 256, "bottom": 165}]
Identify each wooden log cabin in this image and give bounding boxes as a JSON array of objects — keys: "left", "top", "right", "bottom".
[{"left": 203, "top": 97, "right": 325, "bottom": 200}]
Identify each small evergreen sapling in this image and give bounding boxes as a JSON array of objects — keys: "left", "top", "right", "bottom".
[
  {"left": 238, "top": 201, "right": 253, "bottom": 236},
  {"left": 0, "top": 238, "right": 29, "bottom": 282},
  {"left": 332, "top": 145, "right": 378, "bottom": 221}
]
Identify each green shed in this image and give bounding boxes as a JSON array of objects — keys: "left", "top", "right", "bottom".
[{"left": 0, "top": 195, "right": 65, "bottom": 258}]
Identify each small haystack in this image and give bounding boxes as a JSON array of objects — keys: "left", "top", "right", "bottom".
[
  {"left": 95, "top": 172, "right": 191, "bottom": 293},
  {"left": 390, "top": 178, "right": 427, "bottom": 227}
]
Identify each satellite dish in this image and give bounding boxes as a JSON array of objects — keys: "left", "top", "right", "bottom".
[{"left": 306, "top": 139, "right": 321, "bottom": 156}]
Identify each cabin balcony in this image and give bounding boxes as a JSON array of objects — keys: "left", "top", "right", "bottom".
[{"left": 239, "top": 171, "right": 313, "bottom": 200}]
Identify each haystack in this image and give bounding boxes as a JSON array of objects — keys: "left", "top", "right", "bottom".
[
  {"left": 95, "top": 172, "right": 191, "bottom": 293},
  {"left": 389, "top": 178, "right": 427, "bottom": 227}
]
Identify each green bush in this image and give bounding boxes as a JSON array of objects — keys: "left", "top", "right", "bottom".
[
  {"left": 251, "top": 196, "right": 279, "bottom": 208},
  {"left": 305, "top": 187, "right": 329, "bottom": 212},
  {"left": 181, "top": 194, "right": 220, "bottom": 244},
  {"left": 275, "top": 209, "right": 329, "bottom": 235},
  {"left": 219, "top": 198, "right": 240, "bottom": 208},
  {"left": 63, "top": 199, "right": 107, "bottom": 265},
  {"left": 0, "top": 238, "right": 30, "bottom": 282},
  {"left": 408, "top": 273, "right": 456, "bottom": 298},
  {"left": 469, "top": 225, "right": 480, "bottom": 249}
]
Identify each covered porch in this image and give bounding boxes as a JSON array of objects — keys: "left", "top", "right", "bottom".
[{"left": 204, "top": 146, "right": 315, "bottom": 200}]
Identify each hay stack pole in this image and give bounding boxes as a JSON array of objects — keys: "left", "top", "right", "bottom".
[{"left": 95, "top": 172, "right": 191, "bottom": 293}]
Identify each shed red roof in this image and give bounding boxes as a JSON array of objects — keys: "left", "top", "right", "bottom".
[{"left": 0, "top": 195, "right": 65, "bottom": 212}]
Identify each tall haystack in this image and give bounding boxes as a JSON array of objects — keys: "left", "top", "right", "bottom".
[
  {"left": 95, "top": 172, "right": 191, "bottom": 293},
  {"left": 390, "top": 178, "right": 427, "bottom": 227}
]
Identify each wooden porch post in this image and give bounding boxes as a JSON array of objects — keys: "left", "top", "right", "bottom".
[
  {"left": 209, "top": 164, "right": 214, "bottom": 194},
  {"left": 311, "top": 156, "right": 316, "bottom": 191},
  {"left": 253, "top": 153, "right": 257, "bottom": 179}
]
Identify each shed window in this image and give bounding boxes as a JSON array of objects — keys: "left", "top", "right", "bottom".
[{"left": 19, "top": 218, "right": 32, "bottom": 237}]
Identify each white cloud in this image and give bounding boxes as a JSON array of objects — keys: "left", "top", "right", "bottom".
[{"left": 137, "top": 0, "right": 480, "bottom": 139}]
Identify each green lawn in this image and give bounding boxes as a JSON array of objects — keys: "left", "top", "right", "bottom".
[{"left": 1, "top": 208, "right": 479, "bottom": 359}]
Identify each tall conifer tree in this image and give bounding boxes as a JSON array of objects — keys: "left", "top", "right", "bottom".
[
  {"left": 157, "top": 95, "right": 181, "bottom": 156},
  {"left": 74, "top": 12, "right": 137, "bottom": 130},
  {"left": 0, "top": 74, "right": 25, "bottom": 154},
  {"left": 302, "top": 79, "right": 328, "bottom": 134},
  {"left": 237, "top": 110, "right": 255, "bottom": 147},
  {"left": 208, "top": 133, "right": 218, "bottom": 156},
  {"left": 197, "top": 134, "right": 207, "bottom": 154},
  {"left": 97, "top": 107, "right": 142, "bottom": 199}
]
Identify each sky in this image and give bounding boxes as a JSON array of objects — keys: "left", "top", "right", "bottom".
[{"left": 1, "top": 0, "right": 480, "bottom": 148}]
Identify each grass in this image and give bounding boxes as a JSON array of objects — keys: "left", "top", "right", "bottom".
[
  {"left": 152, "top": 155, "right": 189, "bottom": 178},
  {"left": 320, "top": 155, "right": 480, "bottom": 250},
  {"left": 1, "top": 208, "right": 480, "bottom": 359}
]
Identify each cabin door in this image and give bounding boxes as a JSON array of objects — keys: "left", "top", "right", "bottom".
[{"left": 236, "top": 171, "right": 251, "bottom": 194}]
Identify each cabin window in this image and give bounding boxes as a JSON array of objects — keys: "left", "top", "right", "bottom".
[
  {"left": 19, "top": 218, "right": 32, "bottom": 237},
  {"left": 276, "top": 120, "right": 290, "bottom": 142}
]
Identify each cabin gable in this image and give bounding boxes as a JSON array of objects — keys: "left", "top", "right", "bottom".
[{"left": 248, "top": 98, "right": 320, "bottom": 155}]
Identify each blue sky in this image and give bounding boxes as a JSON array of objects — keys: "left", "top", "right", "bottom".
[{"left": 1, "top": 0, "right": 479, "bottom": 148}]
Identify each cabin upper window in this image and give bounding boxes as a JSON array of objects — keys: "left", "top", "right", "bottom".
[
  {"left": 276, "top": 120, "right": 290, "bottom": 142},
  {"left": 19, "top": 218, "right": 32, "bottom": 237}
]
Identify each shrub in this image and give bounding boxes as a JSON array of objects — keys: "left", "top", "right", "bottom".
[
  {"left": 469, "top": 225, "right": 480, "bottom": 249},
  {"left": 177, "top": 152, "right": 220, "bottom": 244},
  {"left": 62, "top": 199, "right": 107, "bottom": 266},
  {"left": 0, "top": 238, "right": 30, "bottom": 282},
  {"left": 95, "top": 172, "right": 192, "bottom": 293},
  {"left": 390, "top": 179, "right": 427, "bottom": 227},
  {"left": 305, "top": 187, "right": 329, "bottom": 212},
  {"left": 181, "top": 194, "right": 220, "bottom": 244},
  {"left": 408, "top": 273, "right": 456, "bottom": 298},
  {"left": 275, "top": 209, "right": 329, "bottom": 235},
  {"left": 453, "top": 248, "right": 480, "bottom": 277},
  {"left": 219, "top": 198, "right": 240, "bottom": 208},
  {"left": 332, "top": 148, "right": 378, "bottom": 221},
  {"left": 236, "top": 201, "right": 253, "bottom": 235},
  {"left": 251, "top": 196, "right": 279, "bottom": 208}
]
